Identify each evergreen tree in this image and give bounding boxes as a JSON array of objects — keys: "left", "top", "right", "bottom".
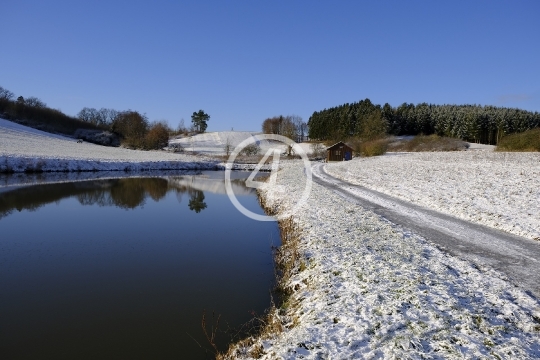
[{"left": 191, "top": 110, "right": 210, "bottom": 133}]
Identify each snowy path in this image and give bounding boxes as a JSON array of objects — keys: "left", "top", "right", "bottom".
[{"left": 313, "top": 162, "right": 540, "bottom": 298}]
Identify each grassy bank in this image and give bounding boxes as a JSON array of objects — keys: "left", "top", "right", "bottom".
[{"left": 218, "top": 193, "right": 305, "bottom": 359}]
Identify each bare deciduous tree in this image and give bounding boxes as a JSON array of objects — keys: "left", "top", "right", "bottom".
[
  {"left": 176, "top": 118, "right": 187, "bottom": 134},
  {"left": 310, "top": 142, "right": 326, "bottom": 159},
  {"left": 223, "top": 137, "right": 232, "bottom": 157},
  {"left": 25, "top": 96, "right": 47, "bottom": 108},
  {"left": 262, "top": 115, "right": 304, "bottom": 155},
  {"left": 111, "top": 111, "right": 149, "bottom": 148},
  {"left": 78, "top": 107, "right": 118, "bottom": 127},
  {"left": 0, "top": 86, "right": 14, "bottom": 101}
]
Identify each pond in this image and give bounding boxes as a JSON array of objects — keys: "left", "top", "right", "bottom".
[{"left": 0, "top": 171, "right": 280, "bottom": 359}]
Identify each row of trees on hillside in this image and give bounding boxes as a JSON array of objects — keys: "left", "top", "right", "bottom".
[
  {"left": 308, "top": 99, "right": 540, "bottom": 144},
  {"left": 76, "top": 107, "right": 211, "bottom": 137},
  {"left": 0, "top": 86, "right": 100, "bottom": 134}
]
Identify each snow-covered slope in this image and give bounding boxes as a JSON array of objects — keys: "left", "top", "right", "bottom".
[{"left": 0, "top": 118, "right": 220, "bottom": 172}]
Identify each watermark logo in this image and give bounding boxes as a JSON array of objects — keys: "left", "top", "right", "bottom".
[{"left": 225, "top": 134, "right": 312, "bottom": 221}]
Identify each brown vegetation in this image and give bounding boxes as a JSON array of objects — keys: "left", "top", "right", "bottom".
[
  {"left": 111, "top": 111, "right": 149, "bottom": 148},
  {"left": 357, "top": 138, "right": 389, "bottom": 157},
  {"left": 111, "top": 112, "right": 172, "bottom": 150},
  {"left": 144, "top": 121, "right": 171, "bottom": 150},
  {"left": 496, "top": 128, "right": 540, "bottom": 152},
  {"left": 388, "top": 134, "right": 469, "bottom": 152}
]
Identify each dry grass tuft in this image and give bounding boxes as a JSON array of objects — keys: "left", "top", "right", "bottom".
[{"left": 358, "top": 138, "right": 389, "bottom": 157}]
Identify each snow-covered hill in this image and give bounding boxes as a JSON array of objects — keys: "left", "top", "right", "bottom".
[
  {"left": 169, "top": 131, "right": 279, "bottom": 154},
  {"left": 0, "top": 118, "right": 220, "bottom": 172},
  {"left": 169, "top": 131, "right": 314, "bottom": 156}
]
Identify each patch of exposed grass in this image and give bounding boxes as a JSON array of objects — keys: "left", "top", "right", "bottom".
[
  {"left": 388, "top": 135, "right": 469, "bottom": 152},
  {"left": 496, "top": 128, "right": 540, "bottom": 152},
  {"left": 359, "top": 139, "right": 388, "bottom": 157}
]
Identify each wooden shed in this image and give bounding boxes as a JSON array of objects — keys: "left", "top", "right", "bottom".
[{"left": 327, "top": 141, "right": 353, "bottom": 162}]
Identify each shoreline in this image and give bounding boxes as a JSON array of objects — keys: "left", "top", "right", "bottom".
[
  {"left": 0, "top": 155, "right": 278, "bottom": 174},
  {"left": 218, "top": 185, "right": 303, "bottom": 359}
]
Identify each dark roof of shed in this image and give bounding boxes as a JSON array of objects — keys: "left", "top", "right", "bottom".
[{"left": 326, "top": 141, "right": 353, "bottom": 150}]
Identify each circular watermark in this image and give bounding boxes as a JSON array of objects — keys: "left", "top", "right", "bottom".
[{"left": 225, "top": 134, "right": 312, "bottom": 221}]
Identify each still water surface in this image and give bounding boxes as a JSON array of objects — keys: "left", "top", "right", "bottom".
[{"left": 0, "top": 171, "right": 279, "bottom": 359}]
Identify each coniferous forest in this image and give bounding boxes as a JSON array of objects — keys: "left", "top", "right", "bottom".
[{"left": 308, "top": 99, "right": 540, "bottom": 144}]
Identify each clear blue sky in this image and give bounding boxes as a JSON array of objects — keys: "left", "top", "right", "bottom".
[{"left": 1, "top": 0, "right": 538, "bottom": 131}]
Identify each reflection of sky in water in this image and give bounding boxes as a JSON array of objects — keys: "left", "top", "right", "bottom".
[{"left": 0, "top": 172, "right": 278, "bottom": 359}]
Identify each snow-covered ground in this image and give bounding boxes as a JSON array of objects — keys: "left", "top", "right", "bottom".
[
  {"left": 467, "top": 142, "right": 496, "bottom": 151},
  {"left": 0, "top": 118, "right": 220, "bottom": 172},
  {"left": 169, "top": 131, "right": 313, "bottom": 156},
  {"left": 234, "top": 162, "right": 540, "bottom": 359},
  {"left": 326, "top": 152, "right": 540, "bottom": 241}
]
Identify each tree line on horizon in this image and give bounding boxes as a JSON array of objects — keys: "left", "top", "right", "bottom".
[{"left": 308, "top": 99, "right": 540, "bottom": 145}]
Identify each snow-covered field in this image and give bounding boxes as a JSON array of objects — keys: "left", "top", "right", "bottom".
[
  {"left": 326, "top": 152, "right": 540, "bottom": 241},
  {"left": 235, "top": 162, "right": 540, "bottom": 359},
  {"left": 0, "top": 118, "right": 220, "bottom": 172}
]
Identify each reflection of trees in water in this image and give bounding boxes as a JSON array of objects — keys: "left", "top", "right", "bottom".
[
  {"left": 77, "top": 190, "right": 115, "bottom": 207},
  {"left": 109, "top": 180, "right": 147, "bottom": 209},
  {"left": 0, "top": 176, "right": 232, "bottom": 217},
  {"left": 188, "top": 190, "right": 207, "bottom": 213},
  {"left": 0, "top": 182, "right": 97, "bottom": 219},
  {"left": 75, "top": 178, "right": 170, "bottom": 209},
  {"left": 140, "top": 178, "right": 168, "bottom": 201}
]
